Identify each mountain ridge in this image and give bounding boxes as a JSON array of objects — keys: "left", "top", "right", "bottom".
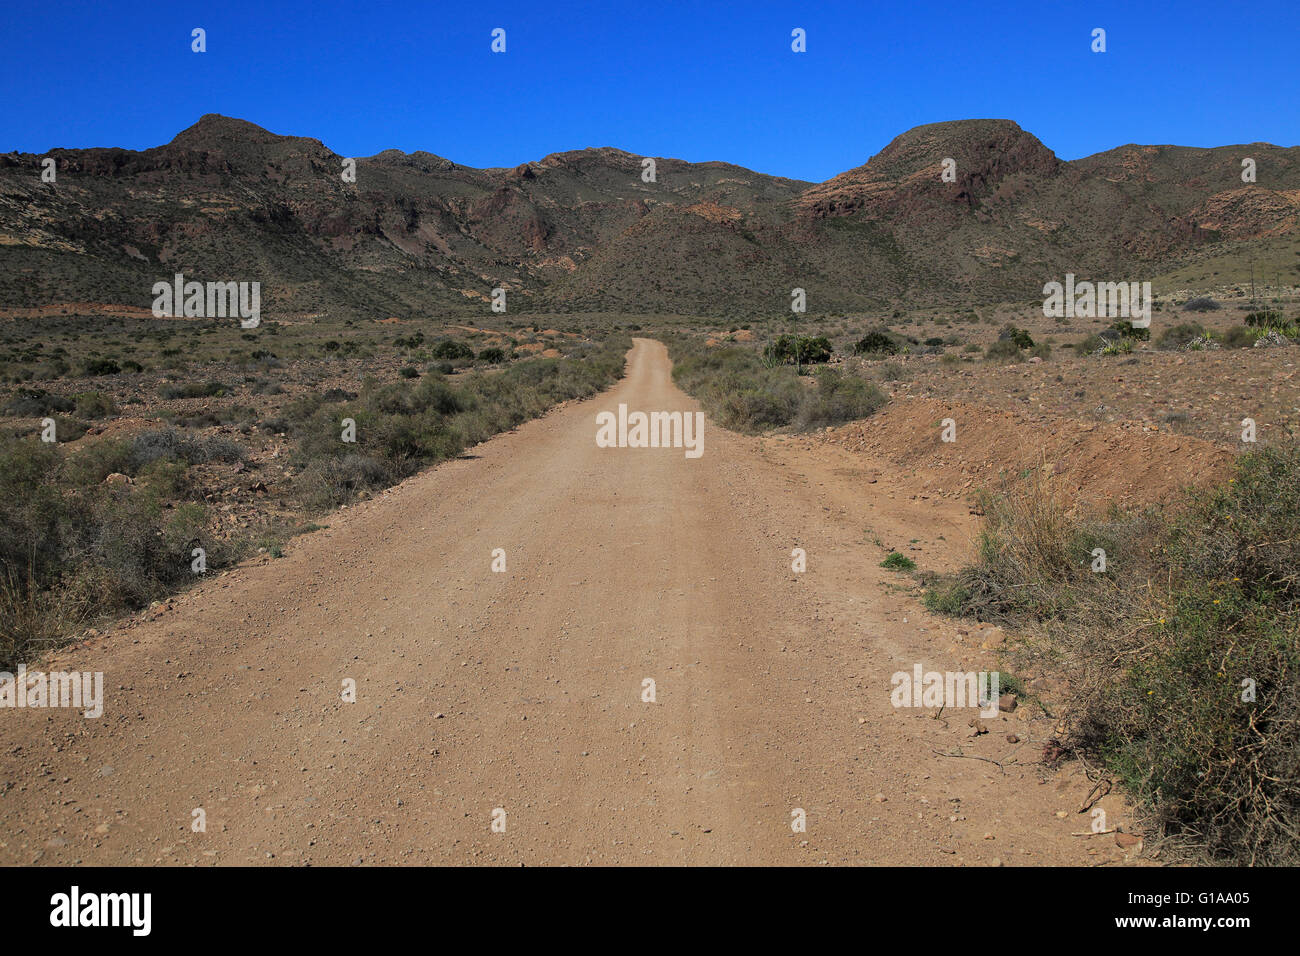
[{"left": 2, "top": 114, "right": 1298, "bottom": 317}]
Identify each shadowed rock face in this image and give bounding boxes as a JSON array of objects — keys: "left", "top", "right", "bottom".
[
  {"left": 797, "top": 119, "right": 1065, "bottom": 218},
  {"left": 2, "top": 114, "right": 1297, "bottom": 316}
]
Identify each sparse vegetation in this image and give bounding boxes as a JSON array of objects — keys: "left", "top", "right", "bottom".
[
  {"left": 293, "top": 338, "right": 629, "bottom": 510},
  {"left": 762, "top": 334, "right": 833, "bottom": 367},
  {"left": 1156, "top": 322, "right": 1206, "bottom": 350},
  {"left": 670, "top": 338, "right": 885, "bottom": 433},
  {"left": 998, "top": 324, "right": 1034, "bottom": 349},
  {"left": 881, "top": 551, "right": 916, "bottom": 571},
  {"left": 853, "top": 330, "right": 899, "bottom": 356},
  {"left": 924, "top": 449, "right": 1300, "bottom": 864},
  {"left": 984, "top": 338, "right": 1023, "bottom": 362}
]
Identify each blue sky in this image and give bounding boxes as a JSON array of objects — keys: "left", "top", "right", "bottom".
[{"left": 3, "top": 0, "right": 1297, "bottom": 182}]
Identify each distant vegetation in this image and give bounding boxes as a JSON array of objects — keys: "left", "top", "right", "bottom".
[
  {"left": 853, "top": 330, "right": 899, "bottom": 356},
  {"left": 670, "top": 338, "right": 885, "bottom": 433},
  {"left": 0, "top": 319, "right": 630, "bottom": 668},
  {"left": 292, "top": 338, "right": 628, "bottom": 509},
  {"left": 762, "top": 334, "right": 833, "bottom": 367}
]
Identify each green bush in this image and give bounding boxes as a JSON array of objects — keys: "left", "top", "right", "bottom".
[
  {"left": 1074, "top": 333, "right": 1103, "bottom": 355},
  {"left": 431, "top": 339, "right": 475, "bottom": 361},
  {"left": 128, "top": 429, "right": 245, "bottom": 471},
  {"left": 927, "top": 447, "right": 1300, "bottom": 864},
  {"left": 159, "top": 380, "right": 228, "bottom": 400},
  {"left": 881, "top": 552, "right": 916, "bottom": 571},
  {"left": 998, "top": 325, "right": 1034, "bottom": 349},
  {"left": 763, "top": 334, "right": 833, "bottom": 366},
  {"left": 3, "top": 388, "right": 74, "bottom": 416},
  {"left": 81, "top": 359, "right": 121, "bottom": 376},
  {"left": 795, "top": 369, "right": 886, "bottom": 429},
  {"left": 984, "top": 339, "right": 1022, "bottom": 362},
  {"left": 1245, "top": 310, "right": 1283, "bottom": 328},
  {"left": 1219, "top": 326, "right": 1255, "bottom": 349},
  {"left": 853, "top": 330, "right": 898, "bottom": 356},
  {"left": 73, "top": 391, "right": 117, "bottom": 419},
  {"left": 0, "top": 435, "right": 227, "bottom": 668},
  {"left": 1156, "top": 322, "right": 1205, "bottom": 350},
  {"left": 671, "top": 339, "right": 886, "bottom": 433},
  {"left": 1108, "top": 320, "right": 1150, "bottom": 342}
]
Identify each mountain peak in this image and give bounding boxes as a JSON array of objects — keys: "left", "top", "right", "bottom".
[
  {"left": 169, "top": 114, "right": 288, "bottom": 150},
  {"left": 867, "top": 119, "right": 1058, "bottom": 180},
  {"left": 796, "top": 118, "right": 1061, "bottom": 217}
]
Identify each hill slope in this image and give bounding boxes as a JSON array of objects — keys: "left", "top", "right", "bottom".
[{"left": 2, "top": 115, "right": 1297, "bottom": 317}]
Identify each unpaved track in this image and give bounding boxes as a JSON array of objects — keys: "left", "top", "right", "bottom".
[{"left": 0, "top": 340, "right": 1120, "bottom": 865}]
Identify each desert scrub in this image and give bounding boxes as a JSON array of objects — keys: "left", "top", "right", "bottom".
[
  {"left": 796, "top": 368, "right": 887, "bottom": 429},
  {"left": 294, "top": 336, "right": 629, "bottom": 509},
  {"left": 998, "top": 324, "right": 1034, "bottom": 349},
  {"left": 669, "top": 337, "right": 885, "bottom": 433},
  {"left": 669, "top": 340, "right": 801, "bottom": 431},
  {"left": 984, "top": 338, "right": 1022, "bottom": 362},
  {"left": 1217, "top": 326, "right": 1255, "bottom": 349},
  {"left": 852, "top": 330, "right": 899, "bottom": 356},
  {"left": 158, "top": 380, "right": 229, "bottom": 400},
  {"left": 3, "top": 387, "right": 75, "bottom": 416},
  {"left": 1156, "top": 322, "right": 1205, "bottom": 350},
  {"left": 881, "top": 551, "right": 916, "bottom": 571},
  {"left": 0, "top": 434, "right": 231, "bottom": 668},
  {"left": 925, "top": 446, "right": 1300, "bottom": 864},
  {"left": 1073, "top": 333, "right": 1103, "bottom": 355},
  {"left": 762, "top": 334, "right": 833, "bottom": 366}
]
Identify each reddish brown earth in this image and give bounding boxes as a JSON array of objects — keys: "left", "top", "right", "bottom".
[
  {"left": 0, "top": 340, "right": 1145, "bottom": 866},
  {"left": 800, "top": 394, "right": 1234, "bottom": 511}
]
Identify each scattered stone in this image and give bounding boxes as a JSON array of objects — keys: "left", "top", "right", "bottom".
[
  {"left": 1253, "top": 330, "right": 1292, "bottom": 349},
  {"left": 979, "top": 627, "right": 1005, "bottom": 649}
]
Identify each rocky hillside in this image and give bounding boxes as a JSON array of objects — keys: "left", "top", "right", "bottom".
[{"left": 1, "top": 115, "right": 1297, "bottom": 317}]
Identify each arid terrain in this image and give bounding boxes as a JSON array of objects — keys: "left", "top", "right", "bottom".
[
  {"left": 2, "top": 340, "right": 1158, "bottom": 866},
  {"left": 2, "top": 115, "right": 1298, "bottom": 870}
]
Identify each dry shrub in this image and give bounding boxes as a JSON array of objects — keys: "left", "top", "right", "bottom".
[{"left": 926, "top": 447, "right": 1300, "bottom": 864}]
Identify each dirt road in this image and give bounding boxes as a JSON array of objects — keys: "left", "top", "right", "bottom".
[{"left": 0, "top": 339, "right": 1127, "bottom": 865}]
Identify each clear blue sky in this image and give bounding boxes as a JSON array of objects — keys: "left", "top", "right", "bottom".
[{"left": 3, "top": 0, "right": 1297, "bottom": 182}]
